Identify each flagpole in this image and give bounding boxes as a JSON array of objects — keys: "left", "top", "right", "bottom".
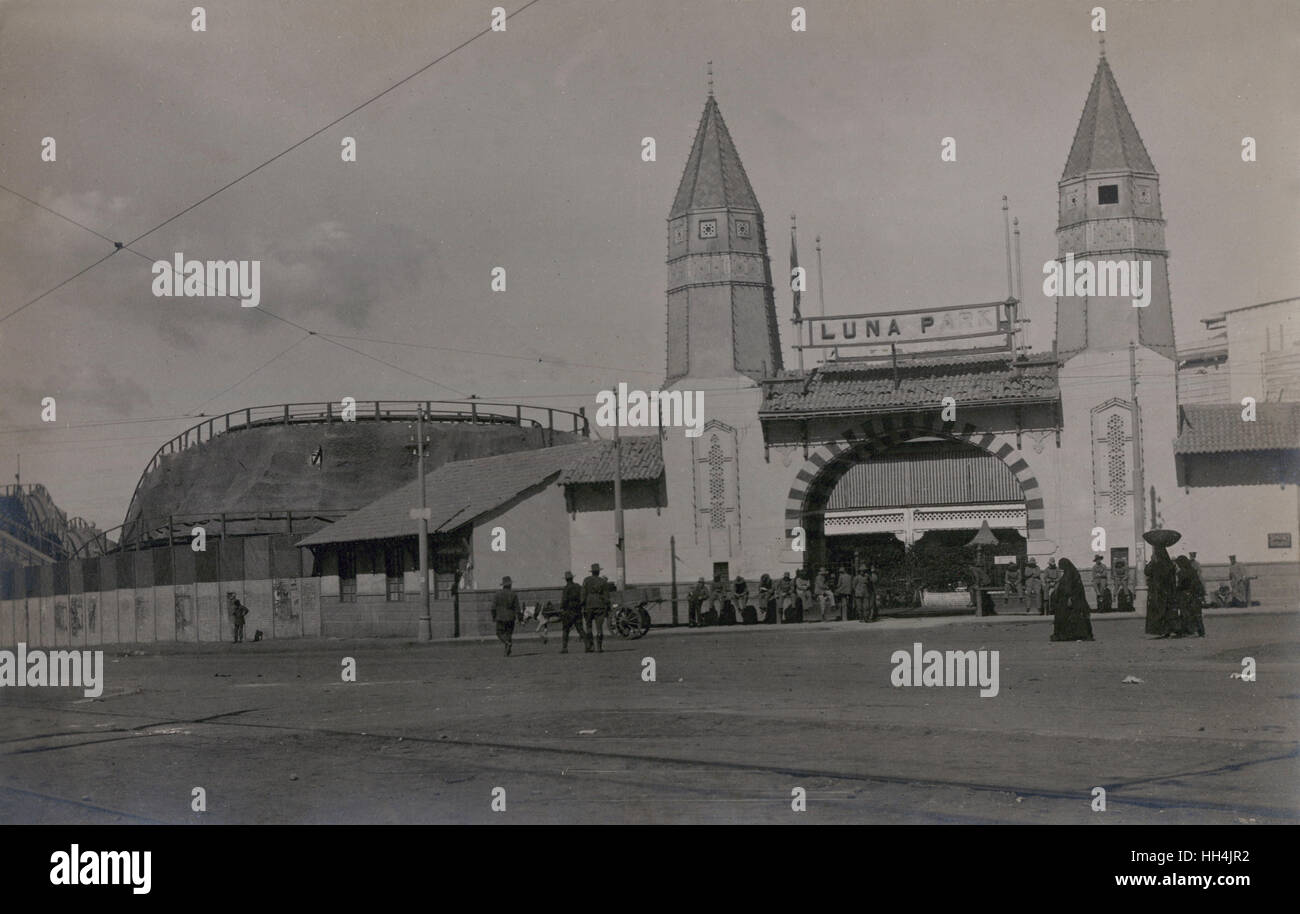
[{"left": 791, "top": 214, "right": 804, "bottom": 372}]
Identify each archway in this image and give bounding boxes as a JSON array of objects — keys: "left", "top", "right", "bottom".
[{"left": 785, "top": 412, "right": 1046, "bottom": 573}]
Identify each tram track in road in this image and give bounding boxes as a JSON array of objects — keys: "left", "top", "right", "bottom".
[
  {"left": 49, "top": 710, "right": 1296, "bottom": 822},
  {"left": 3, "top": 705, "right": 1295, "bottom": 822}
]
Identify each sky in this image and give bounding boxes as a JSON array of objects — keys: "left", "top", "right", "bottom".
[{"left": 1, "top": 0, "right": 1297, "bottom": 531}]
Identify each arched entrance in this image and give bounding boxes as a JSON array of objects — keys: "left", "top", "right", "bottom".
[{"left": 785, "top": 414, "right": 1045, "bottom": 593}]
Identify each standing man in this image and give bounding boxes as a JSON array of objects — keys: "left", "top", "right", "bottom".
[
  {"left": 1043, "top": 559, "right": 1062, "bottom": 607},
  {"left": 582, "top": 563, "right": 610, "bottom": 652},
  {"left": 1113, "top": 555, "right": 1134, "bottom": 612},
  {"left": 226, "top": 593, "right": 249, "bottom": 644},
  {"left": 1024, "top": 558, "right": 1044, "bottom": 615},
  {"left": 559, "top": 571, "right": 589, "bottom": 653},
  {"left": 1091, "top": 555, "right": 1109, "bottom": 611},
  {"left": 776, "top": 572, "right": 794, "bottom": 624},
  {"left": 814, "top": 566, "right": 833, "bottom": 622},
  {"left": 688, "top": 577, "right": 708, "bottom": 627},
  {"left": 865, "top": 563, "right": 881, "bottom": 622},
  {"left": 852, "top": 567, "right": 869, "bottom": 623},
  {"left": 1228, "top": 555, "right": 1251, "bottom": 607},
  {"left": 836, "top": 566, "right": 854, "bottom": 621},
  {"left": 491, "top": 575, "right": 521, "bottom": 656}
]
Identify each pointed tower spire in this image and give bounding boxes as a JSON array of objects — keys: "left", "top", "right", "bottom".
[
  {"left": 1061, "top": 54, "right": 1155, "bottom": 181},
  {"left": 707, "top": 60, "right": 714, "bottom": 96},
  {"left": 665, "top": 90, "right": 782, "bottom": 384}
]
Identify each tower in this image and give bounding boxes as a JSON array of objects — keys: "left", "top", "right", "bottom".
[
  {"left": 1052, "top": 45, "right": 1180, "bottom": 574},
  {"left": 665, "top": 91, "right": 783, "bottom": 384},
  {"left": 1055, "top": 48, "right": 1175, "bottom": 360}
]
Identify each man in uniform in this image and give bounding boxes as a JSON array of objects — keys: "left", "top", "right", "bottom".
[
  {"left": 1044, "top": 559, "right": 1062, "bottom": 606},
  {"left": 1228, "top": 555, "right": 1251, "bottom": 607},
  {"left": 582, "top": 563, "right": 610, "bottom": 652},
  {"left": 1091, "top": 555, "right": 1110, "bottom": 611},
  {"left": 836, "top": 566, "right": 854, "bottom": 621},
  {"left": 775, "top": 572, "right": 795, "bottom": 624},
  {"left": 491, "top": 575, "right": 521, "bottom": 657},
  {"left": 814, "top": 567, "right": 834, "bottom": 622},
  {"left": 688, "top": 577, "right": 709, "bottom": 627},
  {"left": 559, "top": 571, "right": 589, "bottom": 653}
]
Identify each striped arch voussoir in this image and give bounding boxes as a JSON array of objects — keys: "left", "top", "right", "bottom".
[{"left": 783, "top": 416, "right": 1047, "bottom": 538}]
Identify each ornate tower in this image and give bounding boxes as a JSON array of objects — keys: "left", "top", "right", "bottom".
[
  {"left": 665, "top": 92, "right": 783, "bottom": 384},
  {"left": 1055, "top": 48, "right": 1176, "bottom": 361},
  {"left": 1052, "top": 45, "right": 1181, "bottom": 578}
]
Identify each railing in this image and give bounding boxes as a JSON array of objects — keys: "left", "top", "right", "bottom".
[
  {"left": 78, "top": 509, "right": 356, "bottom": 558},
  {"left": 124, "top": 399, "right": 590, "bottom": 532}
]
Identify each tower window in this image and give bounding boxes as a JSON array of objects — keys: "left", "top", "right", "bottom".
[
  {"left": 1098, "top": 184, "right": 1119, "bottom": 205},
  {"left": 698, "top": 219, "right": 717, "bottom": 239},
  {"left": 735, "top": 219, "right": 751, "bottom": 239}
]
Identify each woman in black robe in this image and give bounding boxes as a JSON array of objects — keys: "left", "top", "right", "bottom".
[
  {"left": 1174, "top": 555, "right": 1206, "bottom": 637},
  {"left": 1144, "top": 544, "right": 1176, "bottom": 637},
  {"left": 1049, "top": 558, "right": 1094, "bottom": 641}
]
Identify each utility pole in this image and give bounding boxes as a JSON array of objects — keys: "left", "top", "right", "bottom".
[
  {"left": 411, "top": 408, "right": 433, "bottom": 641},
  {"left": 613, "top": 409, "right": 626, "bottom": 591},
  {"left": 1129, "top": 340, "right": 1147, "bottom": 546},
  {"left": 670, "top": 535, "right": 678, "bottom": 625}
]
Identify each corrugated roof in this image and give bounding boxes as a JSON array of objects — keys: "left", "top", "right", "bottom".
[
  {"left": 1174, "top": 403, "right": 1300, "bottom": 455},
  {"left": 761, "top": 354, "right": 1059, "bottom": 416},
  {"left": 296, "top": 443, "right": 591, "bottom": 546},
  {"left": 669, "top": 95, "right": 761, "bottom": 219},
  {"left": 560, "top": 436, "right": 664, "bottom": 484},
  {"left": 296, "top": 438, "right": 665, "bottom": 547},
  {"left": 1062, "top": 55, "right": 1155, "bottom": 180}
]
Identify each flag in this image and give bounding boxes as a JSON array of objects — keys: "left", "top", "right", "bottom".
[{"left": 790, "top": 222, "right": 802, "bottom": 322}]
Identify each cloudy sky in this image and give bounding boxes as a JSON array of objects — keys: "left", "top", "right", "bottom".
[{"left": 1, "top": 0, "right": 1296, "bottom": 531}]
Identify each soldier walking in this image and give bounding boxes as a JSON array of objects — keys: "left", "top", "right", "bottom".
[
  {"left": 491, "top": 575, "right": 521, "bottom": 657},
  {"left": 559, "top": 571, "right": 590, "bottom": 653},
  {"left": 582, "top": 563, "right": 610, "bottom": 652}
]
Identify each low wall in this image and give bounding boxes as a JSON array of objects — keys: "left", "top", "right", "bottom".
[{"left": 0, "top": 535, "right": 320, "bottom": 647}]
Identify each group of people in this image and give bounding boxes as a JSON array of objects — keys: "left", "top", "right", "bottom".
[
  {"left": 1045, "top": 546, "right": 1229, "bottom": 643},
  {"left": 1002, "top": 555, "right": 1136, "bottom": 616},
  {"left": 686, "top": 565, "right": 882, "bottom": 627},
  {"left": 490, "top": 563, "right": 617, "bottom": 657},
  {"left": 1142, "top": 547, "right": 1210, "bottom": 638}
]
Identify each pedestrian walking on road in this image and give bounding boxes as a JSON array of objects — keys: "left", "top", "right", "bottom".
[
  {"left": 582, "top": 563, "right": 610, "bottom": 652},
  {"left": 559, "top": 571, "right": 590, "bottom": 653},
  {"left": 491, "top": 576, "right": 521, "bottom": 656},
  {"left": 1049, "top": 559, "right": 1094, "bottom": 642}
]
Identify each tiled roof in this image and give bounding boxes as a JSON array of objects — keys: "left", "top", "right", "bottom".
[
  {"left": 669, "top": 95, "right": 761, "bottom": 219},
  {"left": 1062, "top": 55, "right": 1155, "bottom": 180},
  {"left": 297, "top": 442, "right": 593, "bottom": 546},
  {"left": 297, "top": 438, "right": 666, "bottom": 547},
  {"left": 760, "top": 353, "right": 1059, "bottom": 416},
  {"left": 1174, "top": 403, "right": 1300, "bottom": 455},
  {"left": 560, "top": 436, "right": 664, "bottom": 484}
]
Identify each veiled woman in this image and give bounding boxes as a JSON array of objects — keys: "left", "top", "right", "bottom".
[
  {"left": 1174, "top": 555, "right": 1206, "bottom": 637},
  {"left": 1049, "top": 558, "right": 1094, "bottom": 642},
  {"left": 1144, "top": 543, "right": 1177, "bottom": 637}
]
